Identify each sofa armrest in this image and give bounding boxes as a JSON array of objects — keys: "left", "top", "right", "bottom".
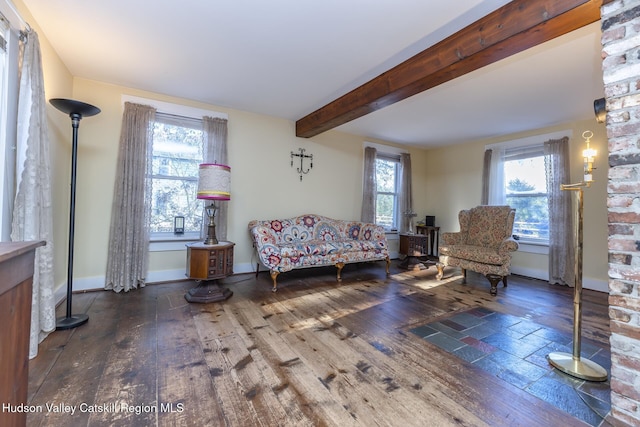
[
  {"left": 498, "top": 237, "right": 519, "bottom": 254},
  {"left": 248, "top": 221, "right": 278, "bottom": 246},
  {"left": 441, "top": 231, "right": 465, "bottom": 245}
]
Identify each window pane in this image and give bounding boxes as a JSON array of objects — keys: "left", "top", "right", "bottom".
[
  {"left": 150, "top": 178, "right": 202, "bottom": 233},
  {"left": 152, "top": 122, "right": 202, "bottom": 177},
  {"left": 375, "top": 158, "right": 397, "bottom": 192},
  {"left": 374, "top": 156, "right": 400, "bottom": 230},
  {"left": 376, "top": 194, "right": 395, "bottom": 229},
  {"left": 150, "top": 117, "right": 204, "bottom": 234},
  {"left": 504, "top": 155, "right": 548, "bottom": 241}
]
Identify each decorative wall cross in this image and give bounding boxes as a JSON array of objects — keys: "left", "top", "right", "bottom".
[{"left": 291, "top": 148, "right": 313, "bottom": 181}]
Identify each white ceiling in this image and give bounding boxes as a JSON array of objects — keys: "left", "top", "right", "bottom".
[{"left": 20, "top": 0, "right": 605, "bottom": 148}]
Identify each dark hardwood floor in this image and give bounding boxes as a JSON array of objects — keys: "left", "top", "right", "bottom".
[{"left": 26, "top": 262, "right": 612, "bottom": 426}]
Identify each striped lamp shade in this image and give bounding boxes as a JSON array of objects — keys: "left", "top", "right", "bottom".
[{"left": 197, "top": 163, "right": 231, "bottom": 200}]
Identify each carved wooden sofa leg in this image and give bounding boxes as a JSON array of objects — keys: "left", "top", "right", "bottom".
[
  {"left": 436, "top": 262, "right": 444, "bottom": 280},
  {"left": 336, "top": 262, "right": 345, "bottom": 281},
  {"left": 385, "top": 257, "right": 391, "bottom": 275},
  {"left": 270, "top": 270, "right": 279, "bottom": 292}
]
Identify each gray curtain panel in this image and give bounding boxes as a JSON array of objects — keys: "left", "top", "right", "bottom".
[
  {"left": 361, "top": 146, "right": 377, "bottom": 223},
  {"left": 399, "top": 153, "right": 413, "bottom": 233},
  {"left": 202, "top": 116, "right": 229, "bottom": 241},
  {"left": 105, "top": 102, "right": 156, "bottom": 292},
  {"left": 481, "top": 149, "right": 492, "bottom": 205},
  {"left": 545, "top": 136, "right": 575, "bottom": 287}
]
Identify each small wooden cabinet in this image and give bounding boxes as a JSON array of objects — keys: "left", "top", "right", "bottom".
[
  {"left": 415, "top": 225, "right": 440, "bottom": 257},
  {"left": 185, "top": 241, "right": 234, "bottom": 303},
  {"left": 399, "top": 233, "right": 430, "bottom": 270}
]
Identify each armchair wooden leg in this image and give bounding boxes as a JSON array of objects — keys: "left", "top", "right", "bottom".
[
  {"left": 486, "top": 274, "right": 503, "bottom": 296},
  {"left": 385, "top": 257, "right": 390, "bottom": 276},
  {"left": 461, "top": 268, "right": 467, "bottom": 284},
  {"left": 270, "top": 270, "right": 279, "bottom": 292},
  {"left": 336, "top": 262, "right": 345, "bottom": 281},
  {"left": 436, "top": 263, "right": 444, "bottom": 280}
]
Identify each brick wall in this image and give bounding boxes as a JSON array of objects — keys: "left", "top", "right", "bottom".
[{"left": 602, "top": 1, "right": 640, "bottom": 426}]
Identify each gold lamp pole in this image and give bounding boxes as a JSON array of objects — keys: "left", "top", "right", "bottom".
[{"left": 547, "top": 131, "right": 607, "bottom": 382}]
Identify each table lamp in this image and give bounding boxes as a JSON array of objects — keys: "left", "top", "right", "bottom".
[{"left": 197, "top": 163, "right": 231, "bottom": 245}]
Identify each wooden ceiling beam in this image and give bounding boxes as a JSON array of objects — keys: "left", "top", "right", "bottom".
[{"left": 296, "top": 0, "right": 605, "bottom": 138}]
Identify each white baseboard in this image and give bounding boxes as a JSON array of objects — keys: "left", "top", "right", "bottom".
[
  {"left": 511, "top": 266, "right": 608, "bottom": 293},
  {"left": 54, "top": 262, "right": 259, "bottom": 304}
]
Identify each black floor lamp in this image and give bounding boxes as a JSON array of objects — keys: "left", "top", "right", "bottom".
[{"left": 50, "top": 98, "right": 101, "bottom": 330}]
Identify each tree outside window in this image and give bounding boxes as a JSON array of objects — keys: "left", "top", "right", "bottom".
[
  {"left": 504, "top": 154, "right": 549, "bottom": 242},
  {"left": 149, "top": 116, "right": 204, "bottom": 235},
  {"left": 375, "top": 156, "right": 400, "bottom": 231}
]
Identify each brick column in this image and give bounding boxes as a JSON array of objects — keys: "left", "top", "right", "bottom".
[{"left": 601, "top": 1, "right": 640, "bottom": 426}]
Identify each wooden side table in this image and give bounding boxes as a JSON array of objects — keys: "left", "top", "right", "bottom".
[
  {"left": 185, "top": 241, "right": 234, "bottom": 303},
  {"left": 416, "top": 225, "right": 440, "bottom": 257},
  {"left": 398, "top": 233, "right": 428, "bottom": 270}
]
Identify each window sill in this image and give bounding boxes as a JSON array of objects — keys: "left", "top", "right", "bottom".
[
  {"left": 149, "top": 233, "right": 200, "bottom": 252},
  {"left": 516, "top": 240, "right": 549, "bottom": 255}
]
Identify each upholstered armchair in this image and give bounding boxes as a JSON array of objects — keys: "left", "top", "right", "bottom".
[{"left": 436, "top": 205, "right": 519, "bottom": 295}]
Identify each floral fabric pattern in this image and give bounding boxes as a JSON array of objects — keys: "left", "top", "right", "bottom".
[
  {"left": 439, "top": 206, "right": 518, "bottom": 277},
  {"left": 248, "top": 214, "right": 389, "bottom": 274}
]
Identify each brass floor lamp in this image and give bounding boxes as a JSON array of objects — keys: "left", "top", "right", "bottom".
[{"left": 546, "top": 131, "right": 607, "bottom": 382}]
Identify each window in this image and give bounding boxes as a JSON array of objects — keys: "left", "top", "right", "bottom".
[
  {"left": 375, "top": 154, "right": 400, "bottom": 231},
  {"left": 0, "top": 14, "right": 18, "bottom": 241},
  {"left": 501, "top": 144, "right": 549, "bottom": 243},
  {"left": 149, "top": 113, "right": 204, "bottom": 237}
]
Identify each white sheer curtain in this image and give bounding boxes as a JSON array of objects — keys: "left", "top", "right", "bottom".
[
  {"left": 105, "top": 102, "right": 155, "bottom": 292},
  {"left": 487, "top": 146, "right": 506, "bottom": 205},
  {"left": 361, "top": 146, "right": 376, "bottom": 223},
  {"left": 10, "top": 30, "right": 56, "bottom": 359},
  {"left": 398, "top": 153, "right": 413, "bottom": 233},
  {"left": 545, "top": 137, "right": 574, "bottom": 286},
  {"left": 202, "top": 116, "right": 229, "bottom": 240}
]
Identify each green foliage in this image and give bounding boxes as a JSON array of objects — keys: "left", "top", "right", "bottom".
[
  {"left": 150, "top": 121, "right": 204, "bottom": 233},
  {"left": 507, "top": 178, "right": 536, "bottom": 192}
]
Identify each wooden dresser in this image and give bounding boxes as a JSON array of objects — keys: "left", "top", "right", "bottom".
[{"left": 0, "top": 241, "right": 44, "bottom": 427}]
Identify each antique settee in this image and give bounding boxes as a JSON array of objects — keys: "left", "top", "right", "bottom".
[
  {"left": 436, "top": 205, "right": 519, "bottom": 295},
  {"left": 248, "top": 214, "right": 390, "bottom": 291}
]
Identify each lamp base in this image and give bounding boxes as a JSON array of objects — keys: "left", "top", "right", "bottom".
[
  {"left": 56, "top": 314, "right": 89, "bottom": 330},
  {"left": 185, "top": 280, "right": 232, "bottom": 303},
  {"left": 204, "top": 223, "right": 218, "bottom": 245},
  {"left": 547, "top": 352, "right": 608, "bottom": 382}
]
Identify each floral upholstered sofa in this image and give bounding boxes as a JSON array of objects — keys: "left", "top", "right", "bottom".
[
  {"left": 248, "top": 214, "right": 390, "bottom": 291},
  {"left": 436, "top": 205, "right": 519, "bottom": 295}
]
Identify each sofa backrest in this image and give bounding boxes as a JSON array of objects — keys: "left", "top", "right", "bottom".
[
  {"left": 248, "top": 214, "right": 385, "bottom": 245},
  {"left": 461, "top": 205, "right": 516, "bottom": 249}
]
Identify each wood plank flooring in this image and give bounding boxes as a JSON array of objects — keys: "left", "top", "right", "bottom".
[{"left": 26, "top": 263, "right": 611, "bottom": 426}]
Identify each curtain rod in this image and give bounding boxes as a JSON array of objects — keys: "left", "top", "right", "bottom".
[{"left": 0, "top": 0, "right": 31, "bottom": 32}]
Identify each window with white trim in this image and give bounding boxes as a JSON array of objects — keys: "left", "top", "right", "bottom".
[
  {"left": 503, "top": 144, "right": 549, "bottom": 243},
  {"left": 149, "top": 113, "right": 204, "bottom": 238},
  {"left": 375, "top": 153, "right": 400, "bottom": 231},
  {"left": 0, "top": 13, "right": 18, "bottom": 241}
]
